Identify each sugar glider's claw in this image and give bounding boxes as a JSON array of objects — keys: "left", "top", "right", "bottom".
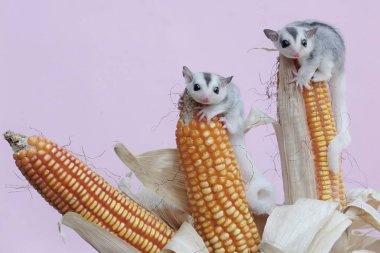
[
  {"left": 289, "top": 77, "right": 297, "bottom": 85},
  {"left": 197, "top": 110, "right": 207, "bottom": 121},
  {"left": 304, "top": 82, "right": 312, "bottom": 90},
  {"left": 219, "top": 117, "right": 228, "bottom": 128}
]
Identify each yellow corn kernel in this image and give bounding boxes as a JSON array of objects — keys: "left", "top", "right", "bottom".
[
  {"left": 176, "top": 117, "right": 260, "bottom": 252},
  {"left": 6, "top": 132, "right": 174, "bottom": 253},
  {"left": 303, "top": 82, "right": 346, "bottom": 209}
]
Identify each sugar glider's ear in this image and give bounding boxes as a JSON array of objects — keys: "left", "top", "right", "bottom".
[
  {"left": 182, "top": 66, "right": 193, "bottom": 83},
  {"left": 264, "top": 29, "right": 279, "bottom": 42},
  {"left": 220, "top": 76, "right": 233, "bottom": 87},
  {"left": 305, "top": 27, "right": 318, "bottom": 38}
]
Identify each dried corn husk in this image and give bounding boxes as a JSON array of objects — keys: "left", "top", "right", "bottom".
[
  {"left": 62, "top": 212, "right": 207, "bottom": 253},
  {"left": 276, "top": 55, "right": 318, "bottom": 204},
  {"left": 344, "top": 188, "right": 380, "bottom": 230},
  {"left": 244, "top": 106, "right": 276, "bottom": 133},
  {"left": 332, "top": 232, "right": 380, "bottom": 253},
  {"left": 261, "top": 198, "right": 351, "bottom": 253},
  {"left": 62, "top": 212, "right": 140, "bottom": 253},
  {"left": 118, "top": 171, "right": 190, "bottom": 229},
  {"left": 261, "top": 189, "right": 380, "bottom": 253},
  {"left": 115, "top": 144, "right": 189, "bottom": 213},
  {"left": 159, "top": 222, "right": 208, "bottom": 253}
]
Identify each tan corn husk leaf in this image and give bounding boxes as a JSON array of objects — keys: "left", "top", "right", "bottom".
[
  {"left": 352, "top": 251, "right": 376, "bottom": 253},
  {"left": 244, "top": 106, "right": 276, "bottom": 133},
  {"left": 276, "top": 55, "right": 317, "bottom": 204},
  {"left": 261, "top": 198, "right": 351, "bottom": 253},
  {"left": 118, "top": 172, "right": 190, "bottom": 229},
  {"left": 346, "top": 188, "right": 380, "bottom": 209},
  {"left": 260, "top": 189, "right": 380, "bottom": 253},
  {"left": 62, "top": 212, "right": 140, "bottom": 253},
  {"left": 344, "top": 188, "right": 380, "bottom": 230},
  {"left": 160, "top": 222, "right": 208, "bottom": 253},
  {"left": 307, "top": 210, "right": 351, "bottom": 252},
  {"left": 332, "top": 231, "right": 380, "bottom": 253},
  {"left": 114, "top": 144, "right": 189, "bottom": 213},
  {"left": 345, "top": 199, "right": 380, "bottom": 230},
  {"left": 63, "top": 213, "right": 207, "bottom": 253}
]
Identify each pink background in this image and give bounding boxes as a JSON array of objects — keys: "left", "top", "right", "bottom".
[{"left": 1, "top": 0, "right": 379, "bottom": 252}]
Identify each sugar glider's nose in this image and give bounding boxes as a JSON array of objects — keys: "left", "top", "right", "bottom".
[
  {"left": 293, "top": 52, "right": 300, "bottom": 58},
  {"left": 202, "top": 97, "right": 209, "bottom": 103}
]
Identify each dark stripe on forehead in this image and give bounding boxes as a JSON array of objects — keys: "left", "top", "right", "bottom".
[
  {"left": 286, "top": 27, "right": 298, "bottom": 40},
  {"left": 203, "top": 73, "right": 212, "bottom": 86}
]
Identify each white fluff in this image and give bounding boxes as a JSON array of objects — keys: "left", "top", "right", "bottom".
[
  {"left": 229, "top": 132, "right": 276, "bottom": 214},
  {"left": 246, "top": 176, "right": 276, "bottom": 215},
  {"left": 328, "top": 72, "right": 351, "bottom": 173}
]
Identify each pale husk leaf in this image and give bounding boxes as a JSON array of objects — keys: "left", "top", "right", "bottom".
[
  {"left": 62, "top": 212, "right": 139, "bottom": 253},
  {"left": 346, "top": 188, "right": 380, "bottom": 210},
  {"left": 62, "top": 213, "right": 207, "bottom": 253},
  {"left": 340, "top": 188, "right": 380, "bottom": 231},
  {"left": 244, "top": 106, "right": 276, "bottom": 133},
  {"left": 332, "top": 230, "right": 380, "bottom": 252},
  {"left": 261, "top": 198, "right": 351, "bottom": 253},
  {"left": 345, "top": 199, "right": 380, "bottom": 230},
  {"left": 114, "top": 144, "right": 189, "bottom": 213},
  {"left": 118, "top": 173, "right": 190, "bottom": 229},
  {"left": 276, "top": 55, "right": 317, "bottom": 204},
  {"left": 160, "top": 222, "right": 208, "bottom": 253},
  {"left": 307, "top": 210, "right": 351, "bottom": 252}
]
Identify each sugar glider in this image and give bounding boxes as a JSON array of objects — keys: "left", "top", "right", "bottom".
[
  {"left": 180, "top": 66, "right": 275, "bottom": 214},
  {"left": 264, "top": 21, "right": 351, "bottom": 173}
]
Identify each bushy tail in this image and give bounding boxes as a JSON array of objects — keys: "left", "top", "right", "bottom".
[
  {"left": 229, "top": 133, "right": 276, "bottom": 214},
  {"left": 328, "top": 72, "right": 351, "bottom": 173}
]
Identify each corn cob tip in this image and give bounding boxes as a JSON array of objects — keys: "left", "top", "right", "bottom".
[{"left": 4, "top": 131, "right": 28, "bottom": 152}]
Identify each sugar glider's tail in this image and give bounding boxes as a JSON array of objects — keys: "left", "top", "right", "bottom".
[
  {"left": 328, "top": 72, "right": 351, "bottom": 173},
  {"left": 229, "top": 133, "right": 276, "bottom": 215}
]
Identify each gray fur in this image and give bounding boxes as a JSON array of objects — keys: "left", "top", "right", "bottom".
[
  {"left": 181, "top": 71, "right": 244, "bottom": 134},
  {"left": 288, "top": 20, "right": 345, "bottom": 72},
  {"left": 203, "top": 72, "right": 212, "bottom": 86},
  {"left": 286, "top": 27, "right": 298, "bottom": 40}
]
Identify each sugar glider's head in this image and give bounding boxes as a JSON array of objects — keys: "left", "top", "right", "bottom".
[
  {"left": 182, "top": 66, "right": 232, "bottom": 105},
  {"left": 264, "top": 26, "right": 318, "bottom": 59}
]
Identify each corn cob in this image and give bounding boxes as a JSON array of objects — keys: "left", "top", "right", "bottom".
[
  {"left": 302, "top": 82, "right": 346, "bottom": 208},
  {"left": 176, "top": 117, "right": 261, "bottom": 253},
  {"left": 4, "top": 131, "right": 175, "bottom": 253}
]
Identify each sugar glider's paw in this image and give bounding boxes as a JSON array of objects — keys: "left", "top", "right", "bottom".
[
  {"left": 328, "top": 131, "right": 351, "bottom": 173},
  {"left": 246, "top": 176, "right": 275, "bottom": 215},
  {"left": 223, "top": 122, "right": 241, "bottom": 135},
  {"left": 312, "top": 71, "right": 332, "bottom": 82},
  {"left": 290, "top": 70, "right": 312, "bottom": 90},
  {"left": 197, "top": 108, "right": 217, "bottom": 122},
  {"left": 218, "top": 116, "right": 227, "bottom": 127},
  {"left": 219, "top": 117, "right": 244, "bottom": 134}
]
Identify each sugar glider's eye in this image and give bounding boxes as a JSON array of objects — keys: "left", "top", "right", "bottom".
[
  {"left": 213, "top": 87, "right": 219, "bottom": 94},
  {"left": 301, "top": 39, "right": 307, "bottom": 47},
  {"left": 281, "top": 40, "right": 290, "bottom": 48},
  {"left": 193, "top": 84, "right": 200, "bottom": 91}
]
